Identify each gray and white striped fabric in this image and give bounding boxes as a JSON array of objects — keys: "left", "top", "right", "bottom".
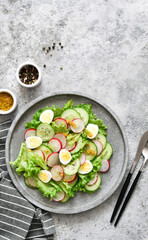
[{"left": 0, "top": 120, "right": 55, "bottom": 240}]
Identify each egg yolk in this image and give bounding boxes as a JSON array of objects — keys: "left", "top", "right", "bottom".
[
  {"left": 88, "top": 132, "right": 93, "bottom": 137},
  {"left": 39, "top": 172, "right": 48, "bottom": 181},
  {"left": 81, "top": 162, "right": 91, "bottom": 172},
  {"left": 61, "top": 151, "right": 70, "bottom": 161},
  {"left": 87, "top": 149, "right": 96, "bottom": 155},
  {"left": 41, "top": 112, "right": 52, "bottom": 122},
  {"left": 70, "top": 122, "right": 77, "bottom": 128},
  {"left": 29, "top": 138, "right": 40, "bottom": 147}
]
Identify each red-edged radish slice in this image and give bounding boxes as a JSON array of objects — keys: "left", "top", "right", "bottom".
[
  {"left": 48, "top": 138, "right": 62, "bottom": 152},
  {"left": 99, "top": 159, "right": 110, "bottom": 173},
  {"left": 33, "top": 149, "right": 45, "bottom": 160},
  {"left": 27, "top": 177, "right": 37, "bottom": 188},
  {"left": 70, "top": 118, "right": 85, "bottom": 133},
  {"left": 80, "top": 153, "right": 86, "bottom": 166},
  {"left": 53, "top": 118, "right": 68, "bottom": 129},
  {"left": 92, "top": 140, "right": 103, "bottom": 156},
  {"left": 47, "top": 152, "right": 60, "bottom": 167},
  {"left": 52, "top": 190, "right": 66, "bottom": 202},
  {"left": 51, "top": 165, "right": 64, "bottom": 181},
  {"left": 65, "top": 142, "right": 77, "bottom": 152},
  {"left": 87, "top": 173, "right": 98, "bottom": 186},
  {"left": 24, "top": 129, "right": 36, "bottom": 140},
  {"left": 63, "top": 173, "right": 77, "bottom": 183},
  {"left": 54, "top": 134, "right": 67, "bottom": 149}
]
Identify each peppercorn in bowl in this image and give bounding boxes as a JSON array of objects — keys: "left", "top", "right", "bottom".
[
  {"left": 0, "top": 89, "right": 17, "bottom": 114},
  {"left": 16, "top": 62, "right": 41, "bottom": 88}
]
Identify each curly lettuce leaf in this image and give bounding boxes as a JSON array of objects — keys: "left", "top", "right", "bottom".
[
  {"left": 91, "top": 156, "right": 102, "bottom": 172},
  {"left": 10, "top": 143, "right": 48, "bottom": 177},
  {"left": 51, "top": 122, "right": 69, "bottom": 134},
  {"left": 37, "top": 179, "right": 62, "bottom": 199},
  {"left": 27, "top": 151, "right": 48, "bottom": 170},
  {"left": 66, "top": 133, "right": 80, "bottom": 147},
  {"left": 71, "top": 150, "right": 82, "bottom": 161},
  {"left": 10, "top": 142, "right": 28, "bottom": 174}
]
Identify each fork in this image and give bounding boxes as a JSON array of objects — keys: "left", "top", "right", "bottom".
[{"left": 114, "top": 143, "right": 148, "bottom": 226}]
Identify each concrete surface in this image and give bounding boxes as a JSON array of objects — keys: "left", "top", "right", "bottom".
[{"left": 0, "top": 0, "right": 148, "bottom": 239}]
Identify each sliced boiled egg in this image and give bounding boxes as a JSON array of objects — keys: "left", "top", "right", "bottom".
[
  {"left": 59, "top": 149, "right": 72, "bottom": 165},
  {"left": 86, "top": 124, "right": 98, "bottom": 139},
  {"left": 39, "top": 109, "right": 54, "bottom": 124},
  {"left": 78, "top": 160, "right": 93, "bottom": 174},
  {"left": 38, "top": 170, "right": 52, "bottom": 183},
  {"left": 26, "top": 136, "right": 42, "bottom": 149}
]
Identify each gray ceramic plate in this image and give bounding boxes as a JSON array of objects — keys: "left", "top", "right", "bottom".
[{"left": 6, "top": 92, "right": 128, "bottom": 214}]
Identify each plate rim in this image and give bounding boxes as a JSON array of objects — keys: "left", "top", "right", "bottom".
[{"left": 5, "top": 91, "right": 128, "bottom": 214}]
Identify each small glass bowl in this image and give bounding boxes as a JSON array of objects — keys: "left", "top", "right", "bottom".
[
  {"left": 0, "top": 89, "right": 17, "bottom": 115},
  {"left": 16, "top": 62, "right": 41, "bottom": 88}
]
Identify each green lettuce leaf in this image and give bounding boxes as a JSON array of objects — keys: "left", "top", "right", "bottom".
[
  {"left": 10, "top": 143, "right": 48, "bottom": 177},
  {"left": 51, "top": 122, "right": 69, "bottom": 134},
  {"left": 71, "top": 150, "right": 82, "bottom": 161},
  {"left": 37, "top": 179, "right": 62, "bottom": 199},
  {"left": 66, "top": 133, "right": 80, "bottom": 147},
  {"left": 10, "top": 142, "right": 28, "bottom": 174},
  {"left": 27, "top": 151, "right": 48, "bottom": 170},
  {"left": 91, "top": 156, "right": 102, "bottom": 172}
]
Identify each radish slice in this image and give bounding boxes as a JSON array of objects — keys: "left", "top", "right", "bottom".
[
  {"left": 92, "top": 140, "right": 103, "bottom": 156},
  {"left": 52, "top": 190, "right": 65, "bottom": 202},
  {"left": 54, "top": 134, "right": 67, "bottom": 148},
  {"left": 99, "top": 159, "right": 110, "bottom": 173},
  {"left": 87, "top": 173, "right": 98, "bottom": 185},
  {"left": 53, "top": 118, "right": 68, "bottom": 129},
  {"left": 27, "top": 177, "right": 37, "bottom": 188},
  {"left": 48, "top": 138, "right": 62, "bottom": 152},
  {"left": 80, "top": 153, "right": 86, "bottom": 166},
  {"left": 33, "top": 149, "right": 45, "bottom": 160},
  {"left": 24, "top": 129, "right": 36, "bottom": 140},
  {"left": 51, "top": 165, "right": 64, "bottom": 181},
  {"left": 65, "top": 142, "right": 77, "bottom": 152},
  {"left": 47, "top": 152, "right": 60, "bottom": 167},
  {"left": 63, "top": 173, "right": 77, "bottom": 183},
  {"left": 70, "top": 118, "right": 85, "bottom": 133}
]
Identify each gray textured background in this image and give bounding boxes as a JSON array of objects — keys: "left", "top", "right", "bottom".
[{"left": 0, "top": 0, "right": 148, "bottom": 239}]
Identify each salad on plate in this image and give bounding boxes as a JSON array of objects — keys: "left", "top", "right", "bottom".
[{"left": 10, "top": 100, "right": 113, "bottom": 202}]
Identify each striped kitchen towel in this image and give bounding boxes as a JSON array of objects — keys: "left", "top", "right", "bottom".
[{"left": 0, "top": 120, "right": 55, "bottom": 240}]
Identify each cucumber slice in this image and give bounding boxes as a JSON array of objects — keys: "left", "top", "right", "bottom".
[
  {"left": 101, "top": 142, "right": 113, "bottom": 159},
  {"left": 61, "top": 109, "right": 80, "bottom": 122},
  {"left": 74, "top": 107, "right": 89, "bottom": 126},
  {"left": 96, "top": 134, "right": 107, "bottom": 149},
  {"left": 70, "top": 136, "right": 83, "bottom": 154},
  {"left": 63, "top": 159, "right": 80, "bottom": 175},
  {"left": 83, "top": 140, "right": 97, "bottom": 161},
  {"left": 84, "top": 173, "right": 101, "bottom": 192},
  {"left": 36, "top": 123, "right": 54, "bottom": 142},
  {"left": 37, "top": 144, "right": 52, "bottom": 159}
]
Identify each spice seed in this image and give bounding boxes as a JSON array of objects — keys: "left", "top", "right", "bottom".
[
  {"left": 61, "top": 46, "right": 63, "bottom": 48},
  {"left": 42, "top": 47, "right": 45, "bottom": 50},
  {"left": 43, "top": 64, "right": 46, "bottom": 68}
]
